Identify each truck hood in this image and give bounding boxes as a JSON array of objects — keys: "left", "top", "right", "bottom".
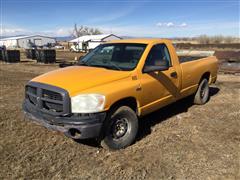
[{"left": 31, "top": 66, "right": 131, "bottom": 96}]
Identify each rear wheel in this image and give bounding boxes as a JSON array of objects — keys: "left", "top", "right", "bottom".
[
  {"left": 194, "top": 78, "right": 209, "bottom": 105},
  {"left": 101, "top": 106, "right": 138, "bottom": 150}
]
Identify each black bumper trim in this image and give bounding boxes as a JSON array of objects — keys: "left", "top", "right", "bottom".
[{"left": 23, "top": 101, "right": 106, "bottom": 139}]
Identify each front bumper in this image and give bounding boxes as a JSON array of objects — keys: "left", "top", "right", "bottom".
[{"left": 23, "top": 100, "right": 106, "bottom": 139}]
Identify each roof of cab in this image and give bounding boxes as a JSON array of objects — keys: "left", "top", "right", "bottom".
[{"left": 105, "top": 38, "right": 171, "bottom": 44}]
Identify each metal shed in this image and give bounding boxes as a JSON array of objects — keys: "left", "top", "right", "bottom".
[
  {"left": 0, "top": 35, "right": 56, "bottom": 48},
  {"left": 69, "top": 34, "right": 121, "bottom": 50}
]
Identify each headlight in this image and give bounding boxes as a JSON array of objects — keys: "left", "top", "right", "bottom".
[{"left": 71, "top": 94, "right": 105, "bottom": 113}]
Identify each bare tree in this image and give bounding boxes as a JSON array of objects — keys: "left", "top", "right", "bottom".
[
  {"left": 71, "top": 24, "right": 103, "bottom": 37},
  {"left": 211, "top": 35, "right": 224, "bottom": 44},
  {"left": 224, "top": 36, "right": 235, "bottom": 43},
  {"left": 196, "top": 35, "right": 239, "bottom": 44},
  {"left": 197, "top": 35, "right": 210, "bottom": 44}
]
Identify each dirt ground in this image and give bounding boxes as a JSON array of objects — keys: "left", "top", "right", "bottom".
[{"left": 0, "top": 62, "right": 239, "bottom": 179}]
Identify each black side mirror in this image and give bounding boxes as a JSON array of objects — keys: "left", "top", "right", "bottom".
[{"left": 143, "top": 60, "right": 169, "bottom": 73}]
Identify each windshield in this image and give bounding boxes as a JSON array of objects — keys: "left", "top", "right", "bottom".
[{"left": 78, "top": 43, "right": 147, "bottom": 71}]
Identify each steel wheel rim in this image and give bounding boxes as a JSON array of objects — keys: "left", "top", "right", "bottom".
[
  {"left": 111, "top": 118, "right": 128, "bottom": 140},
  {"left": 200, "top": 81, "right": 207, "bottom": 99}
]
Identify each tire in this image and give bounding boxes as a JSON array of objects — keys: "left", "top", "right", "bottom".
[
  {"left": 194, "top": 78, "right": 209, "bottom": 105},
  {"left": 101, "top": 106, "right": 138, "bottom": 150}
]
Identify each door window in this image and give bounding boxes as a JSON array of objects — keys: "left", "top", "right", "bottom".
[{"left": 144, "top": 44, "right": 172, "bottom": 67}]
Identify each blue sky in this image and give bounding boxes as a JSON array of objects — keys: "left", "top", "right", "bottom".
[{"left": 1, "top": 0, "right": 239, "bottom": 37}]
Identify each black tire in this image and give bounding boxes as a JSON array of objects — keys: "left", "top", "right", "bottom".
[
  {"left": 101, "top": 106, "right": 138, "bottom": 150},
  {"left": 194, "top": 78, "right": 209, "bottom": 105}
]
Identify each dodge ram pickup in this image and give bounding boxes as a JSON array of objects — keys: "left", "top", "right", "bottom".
[{"left": 23, "top": 39, "right": 218, "bottom": 149}]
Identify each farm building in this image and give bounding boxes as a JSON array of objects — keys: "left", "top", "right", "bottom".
[
  {"left": 0, "top": 35, "right": 56, "bottom": 48},
  {"left": 69, "top": 34, "right": 121, "bottom": 50}
]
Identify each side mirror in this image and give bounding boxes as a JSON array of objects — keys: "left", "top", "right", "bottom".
[{"left": 143, "top": 60, "right": 169, "bottom": 73}]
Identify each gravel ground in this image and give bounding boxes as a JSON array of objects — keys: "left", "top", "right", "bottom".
[{"left": 0, "top": 62, "right": 239, "bottom": 179}]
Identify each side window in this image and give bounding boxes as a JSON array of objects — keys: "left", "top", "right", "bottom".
[{"left": 144, "top": 44, "right": 172, "bottom": 67}]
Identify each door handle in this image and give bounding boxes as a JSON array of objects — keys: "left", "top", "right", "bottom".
[{"left": 170, "top": 71, "right": 178, "bottom": 78}]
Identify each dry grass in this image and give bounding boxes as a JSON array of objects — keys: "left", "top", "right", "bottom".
[
  {"left": 173, "top": 35, "right": 240, "bottom": 44},
  {"left": 0, "top": 62, "right": 239, "bottom": 179}
]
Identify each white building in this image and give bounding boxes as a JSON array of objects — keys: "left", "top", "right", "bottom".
[
  {"left": 0, "top": 35, "right": 56, "bottom": 48},
  {"left": 69, "top": 34, "right": 121, "bottom": 50}
]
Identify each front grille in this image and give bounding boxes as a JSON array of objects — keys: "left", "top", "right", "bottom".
[
  {"left": 43, "top": 101, "right": 63, "bottom": 112},
  {"left": 28, "top": 95, "right": 37, "bottom": 105},
  {"left": 42, "top": 89, "right": 63, "bottom": 101},
  {"left": 26, "top": 86, "right": 37, "bottom": 95},
  {"left": 25, "top": 82, "right": 70, "bottom": 115},
  {"left": 26, "top": 85, "right": 37, "bottom": 105}
]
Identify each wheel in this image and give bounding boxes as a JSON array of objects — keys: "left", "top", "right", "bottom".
[
  {"left": 194, "top": 78, "right": 209, "bottom": 105},
  {"left": 101, "top": 106, "right": 138, "bottom": 150}
]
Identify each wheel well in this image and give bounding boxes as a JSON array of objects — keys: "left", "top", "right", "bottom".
[
  {"left": 200, "top": 72, "right": 211, "bottom": 84},
  {"left": 110, "top": 97, "right": 138, "bottom": 114}
]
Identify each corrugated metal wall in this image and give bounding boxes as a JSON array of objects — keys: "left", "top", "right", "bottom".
[{"left": 18, "top": 36, "right": 56, "bottom": 48}]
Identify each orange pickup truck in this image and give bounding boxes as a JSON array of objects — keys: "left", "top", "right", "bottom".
[{"left": 23, "top": 39, "right": 218, "bottom": 149}]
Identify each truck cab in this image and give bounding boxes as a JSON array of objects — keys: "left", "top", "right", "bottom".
[{"left": 23, "top": 39, "right": 218, "bottom": 150}]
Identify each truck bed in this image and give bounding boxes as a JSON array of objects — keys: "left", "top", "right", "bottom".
[{"left": 177, "top": 50, "right": 215, "bottom": 63}]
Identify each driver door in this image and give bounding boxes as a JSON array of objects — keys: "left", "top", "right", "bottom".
[{"left": 139, "top": 43, "right": 180, "bottom": 115}]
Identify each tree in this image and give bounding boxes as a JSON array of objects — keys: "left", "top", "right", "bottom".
[
  {"left": 211, "top": 35, "right": 224, "bottom": 44},
  {"left": 71, "top": 24, "right": 102, "bottom": 37},
  {"left": 224, "top": 36, "right": 234, "bottom": 44},
  {"left": 197, "top": 35, "right": 210, "bottom": 44}
]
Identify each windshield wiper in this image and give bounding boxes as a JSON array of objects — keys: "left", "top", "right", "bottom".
[
  {"left": 78, "top": 61, "right": 123, "bottom": 71},
  {"left": 84, "top": 64, "right": 120, "bottom": 71}
]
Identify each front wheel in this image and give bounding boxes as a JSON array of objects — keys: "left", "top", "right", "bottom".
[
  {"left": 194, "top": 78, "right": 209, "bottom": 105},
  {"left": 101, "top": 106, "right": 138, "bottom": 150}
]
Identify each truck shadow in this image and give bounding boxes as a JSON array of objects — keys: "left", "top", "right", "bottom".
[
  {"left": 74, "top": 87, "right": 219, "bottom": 148},
  {"left": 136, "top": 86, "right": 219, "bottom": 141}
]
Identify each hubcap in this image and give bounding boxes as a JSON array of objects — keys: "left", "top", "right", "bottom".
[{"left": 112, "top": 118, "right": 128, "bottom": 139}]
